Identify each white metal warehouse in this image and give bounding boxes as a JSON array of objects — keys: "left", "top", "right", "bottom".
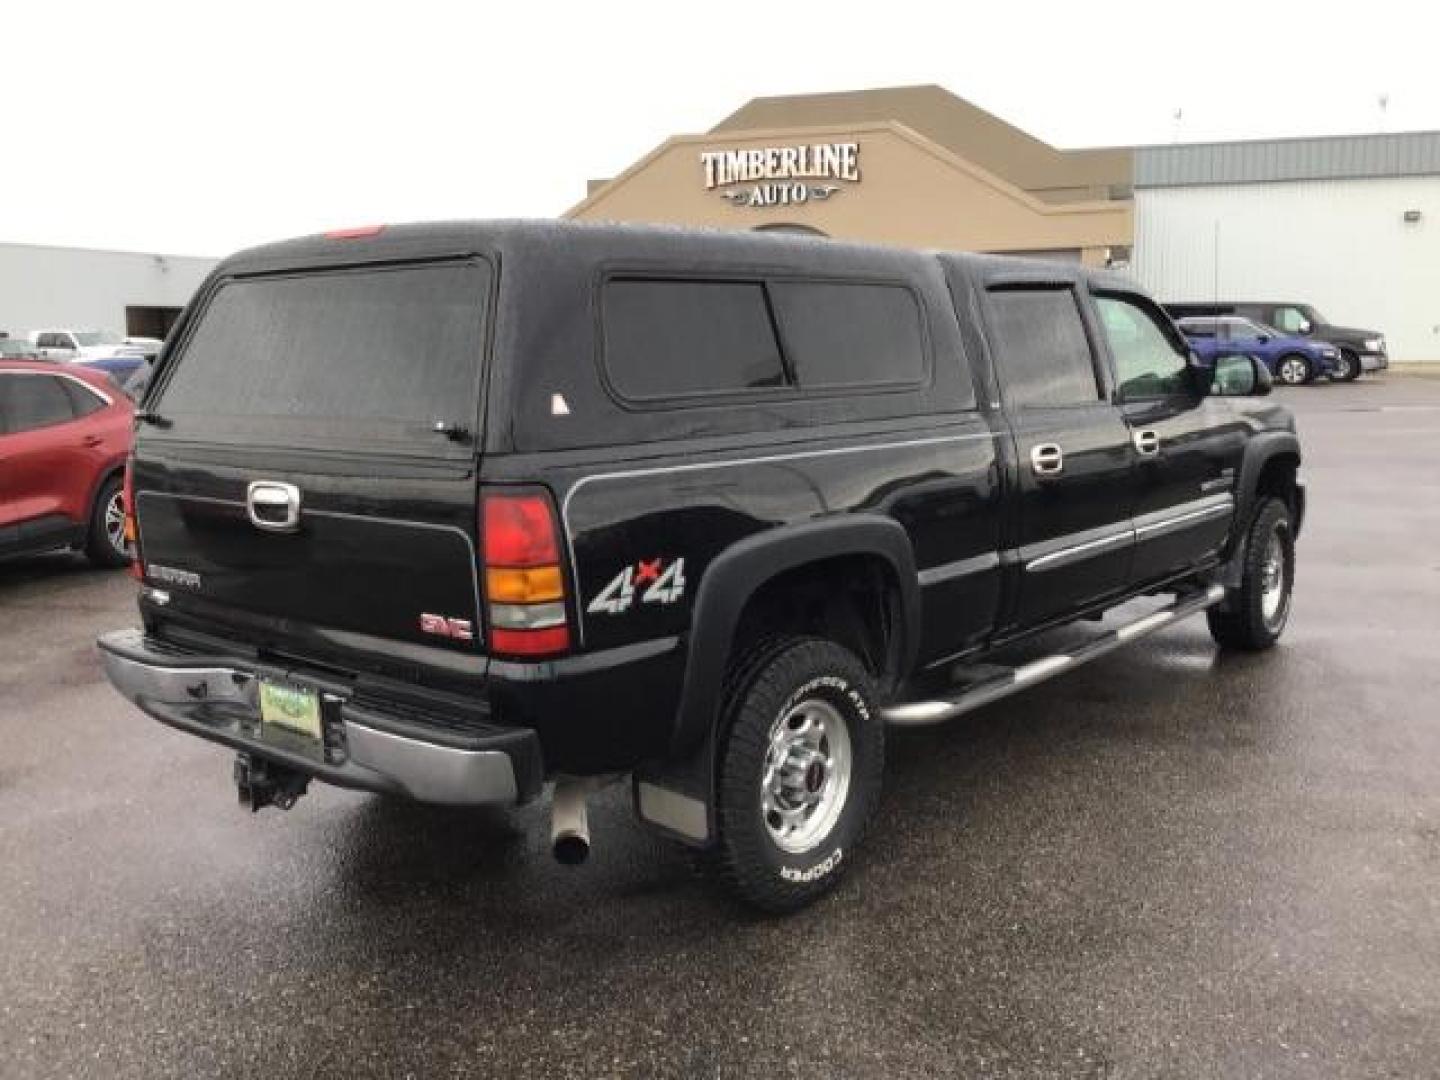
[
  {"left": 1132, "top": 132, "right": 1440, "bottom": 364},
  {"left": 0, "top": 242, "right": 217, "bottom": 342}
]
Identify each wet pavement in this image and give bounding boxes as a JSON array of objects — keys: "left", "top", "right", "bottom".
[{"left": 2, "top": 375, "right": 1439, "bottom": 1079}]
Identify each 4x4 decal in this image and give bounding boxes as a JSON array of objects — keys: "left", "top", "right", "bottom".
[{"left": 587, "top": 557, "right": 687, "bottom": 615}]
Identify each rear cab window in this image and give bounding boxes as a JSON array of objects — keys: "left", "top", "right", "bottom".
[
  {"left": 152, "top": 260, "right": 492, "bottom": 453},
  {"left": 984, "top": 287, "right": 1103, "bottom": 408}
]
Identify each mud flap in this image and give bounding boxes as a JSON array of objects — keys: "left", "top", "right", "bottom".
[{"left": 633, "top": 743, "right": 714, "bottom": 847}]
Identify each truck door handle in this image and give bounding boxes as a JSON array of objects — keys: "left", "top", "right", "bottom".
[
  {"left": 1133, "top": 429, "right": 1161, "bottom": 457},
  {"left": 82, "top": 434, "right": 104, "bottom": 448},
  {"left": 1030, "top": 443, "right": 1064, "bottom": 477}
]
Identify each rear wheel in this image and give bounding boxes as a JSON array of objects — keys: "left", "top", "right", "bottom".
[
  {"left": 1208, "top": 497, "right": 1294, "bottom": 651},
  {"left": 1276, "top": 354, "right": 1311, "bottom": 386},
  {"left": 712, "top": 637, "right": 884, "bottom": 913},
  {"left": 84, "top": 475, "right": 129, "bottom": 568},
  {"left": 1333, "top": 349, "right": 1361, "bottom": 382}
]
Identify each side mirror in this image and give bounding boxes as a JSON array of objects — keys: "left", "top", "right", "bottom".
[
  {"left": 1212, "top": 353, "right": 1272, "bottom": 397},
  {"left": 1187, "top": 350, "right": 1216, "bottom": 397},
  {"left": 1297, "top": 319, "right": 1313, "bottom": 334}
]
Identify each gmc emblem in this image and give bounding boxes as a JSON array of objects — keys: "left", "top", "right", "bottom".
[{"left": 419, "top": 613, "right": 475, "bottom": 642}]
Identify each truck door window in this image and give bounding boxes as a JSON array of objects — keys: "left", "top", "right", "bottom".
[
  {"left": 1095, "top": 295, "right": 1190, "bottom": 401},
  {"left": 1272, "top": 306, "right": 1309, "bottom": 333},
  {"left": 985, "top": 287, "right": 1101, "bottom": 407}
]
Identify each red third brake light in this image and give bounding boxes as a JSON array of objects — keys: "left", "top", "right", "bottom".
[
  {"left": 481, "top": 491, "right": 570, "bottom": 657},
  {"left": 324, "top": 224, "right": 385, "bottom": 240}
]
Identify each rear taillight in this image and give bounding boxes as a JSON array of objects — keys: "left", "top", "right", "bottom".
[
  {"left": 123, "top": 456, "right": 143, "bottom": 580},
  {"left": 481, "top": 491, "right": 570, "bottom": 657}
]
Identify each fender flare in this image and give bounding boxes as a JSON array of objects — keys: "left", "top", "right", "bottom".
[
  {"left": 1222, "top": 432, "right": 1303, "bottom": 584},
  {"left": 670, "top": 515, "right": 920, "bottom": 757}
]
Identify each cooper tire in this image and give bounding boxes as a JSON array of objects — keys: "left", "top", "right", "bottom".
[
  {"left": 84, "top": 475, "right": 130, "bottom": 569},
  {"left": 1208, "top": 497, "right": 1294, "bottom": 651},
  {"left": 1276, "top": 354, "right": 1311, "bottom": 386},
  {"left": 713, "top": 636, "right": 884, "bottom": 913},
  {"left": 1334, "top": 350, "right": 1361, "bottom": 382}
]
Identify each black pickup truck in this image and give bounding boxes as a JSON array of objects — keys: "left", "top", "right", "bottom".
[{"left": 99, "top": 221, "right": 1304, "bottom": 912}]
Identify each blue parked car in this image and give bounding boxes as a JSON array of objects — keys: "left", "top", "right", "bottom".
[
  {"left": 72, "top": 355, "right": 146, "bottom": 383},
  {"left": 1177, "top": 316, "right": 1340, "bottom": 386}
]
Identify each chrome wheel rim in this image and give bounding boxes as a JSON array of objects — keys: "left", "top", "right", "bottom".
[
  {"left": 1339, "top": 354, "right": 1357, "bottom": 379},
  {"left": 762, "top": 697, "right": 852, "bottom": 855},
  {"left": 104, "top": 490, "right": 127, "bottom": 555},
  {"left": 1279, "top": 358, "right": 1307, "bottom": 384},
  {"left": 1260, "top": 527, "right": 1290, "bottom": 628}
]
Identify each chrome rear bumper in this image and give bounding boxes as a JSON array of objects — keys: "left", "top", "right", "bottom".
[{"left": 97, "top": 628, "right": 541, "bottom": 806}]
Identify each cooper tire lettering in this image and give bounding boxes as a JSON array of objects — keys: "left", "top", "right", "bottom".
[
  {"left": 780, "top": 847, "right": 843, "bottom": 883},
  {"left": 711, "top": 637, "right": 885, "bottom": 912}
]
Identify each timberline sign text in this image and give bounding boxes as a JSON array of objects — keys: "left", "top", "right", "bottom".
[{"left": 701, "top": 142, "right": 861, "bottom": 209}]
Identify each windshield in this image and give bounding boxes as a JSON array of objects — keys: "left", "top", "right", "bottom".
[
  {"left": 73, "top": 330, "right": 127, "bottom": 346},
  {"left": 153, "top": 260, "right": 491, "bottom": 450}
]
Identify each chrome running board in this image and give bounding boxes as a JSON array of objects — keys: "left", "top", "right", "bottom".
[{"left": 883, "top": 585, "right": 1226, "bottom": 727}]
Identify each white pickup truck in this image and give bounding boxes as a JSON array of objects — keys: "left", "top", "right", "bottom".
[
  {"left": 30, "top": 328, "right": 161, "bottom": 361},
  {"left": 28, "top": 328, "right": 160, "bottom": 382},
  {"left": 29, "top": 329, "right": 160, "bottom": 380}
]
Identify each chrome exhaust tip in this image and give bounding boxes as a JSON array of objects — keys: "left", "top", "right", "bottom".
[
  {"left": 550, "top": 776, "right": 612, "bottom": 865},
  {"left": 552, "top": 831, "right": 590, "bottom": 866}
]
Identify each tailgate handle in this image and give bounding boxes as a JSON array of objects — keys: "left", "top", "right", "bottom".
[{"left": 246, "top": 481, "right": 302, "bottom": 533}]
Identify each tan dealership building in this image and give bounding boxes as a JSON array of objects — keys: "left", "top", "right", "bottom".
[{"left": 567, "top": 85, "right": 1135, "bottom": 266}]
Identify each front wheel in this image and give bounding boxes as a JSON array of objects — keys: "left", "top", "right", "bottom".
[
  {"left": 1276, "top": 354, "right": 1311, "bottom": 386},
  {"left": 712, "top": 637, "right": 884, "bottom": 913},
  {"left": 1208, "top": 497, "right": 1294, "bottom": 651},
  {"left": 1333, "top": 350, "right": 1361, "bottom": 382}
]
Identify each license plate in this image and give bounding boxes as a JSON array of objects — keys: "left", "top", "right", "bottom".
[{"left": 258, "top": 680, "right": 322, "bottom": 742}]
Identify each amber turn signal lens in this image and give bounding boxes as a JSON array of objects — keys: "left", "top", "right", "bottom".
[{"left": 486, "top": 565, "right": 564, "bottom": 604}]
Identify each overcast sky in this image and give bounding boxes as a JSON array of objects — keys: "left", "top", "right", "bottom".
[{"left": 5, "top": 0, "right": 1437, "bottom": 257}]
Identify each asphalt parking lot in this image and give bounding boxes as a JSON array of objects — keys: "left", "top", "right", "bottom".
[{"left": 3, "top": 374, "right": 1439, "bottom": 1079}]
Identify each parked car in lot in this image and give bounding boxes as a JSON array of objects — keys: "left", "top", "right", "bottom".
[
  {"left": 29, "top": 329, "right": 153, "bottom": 383},
  {"left": 0, "top": 361, "right": 133, "bottom": 566},
  {"left": 0, "top": 336, "right": 42, "bottom": 360},
  {"left": 1177, "top": 316, "right": 1340, "bottom": 386},
  {"left": 1164, "top": 301, "right": 1386, "bottom": 381},
  {"left": 98, "top": 222, "right": 1304, "bottom": 912}
]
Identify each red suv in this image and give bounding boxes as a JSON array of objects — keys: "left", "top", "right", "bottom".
[{"left": 0, "top": 361, "right": 133, "bottom": 566}]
